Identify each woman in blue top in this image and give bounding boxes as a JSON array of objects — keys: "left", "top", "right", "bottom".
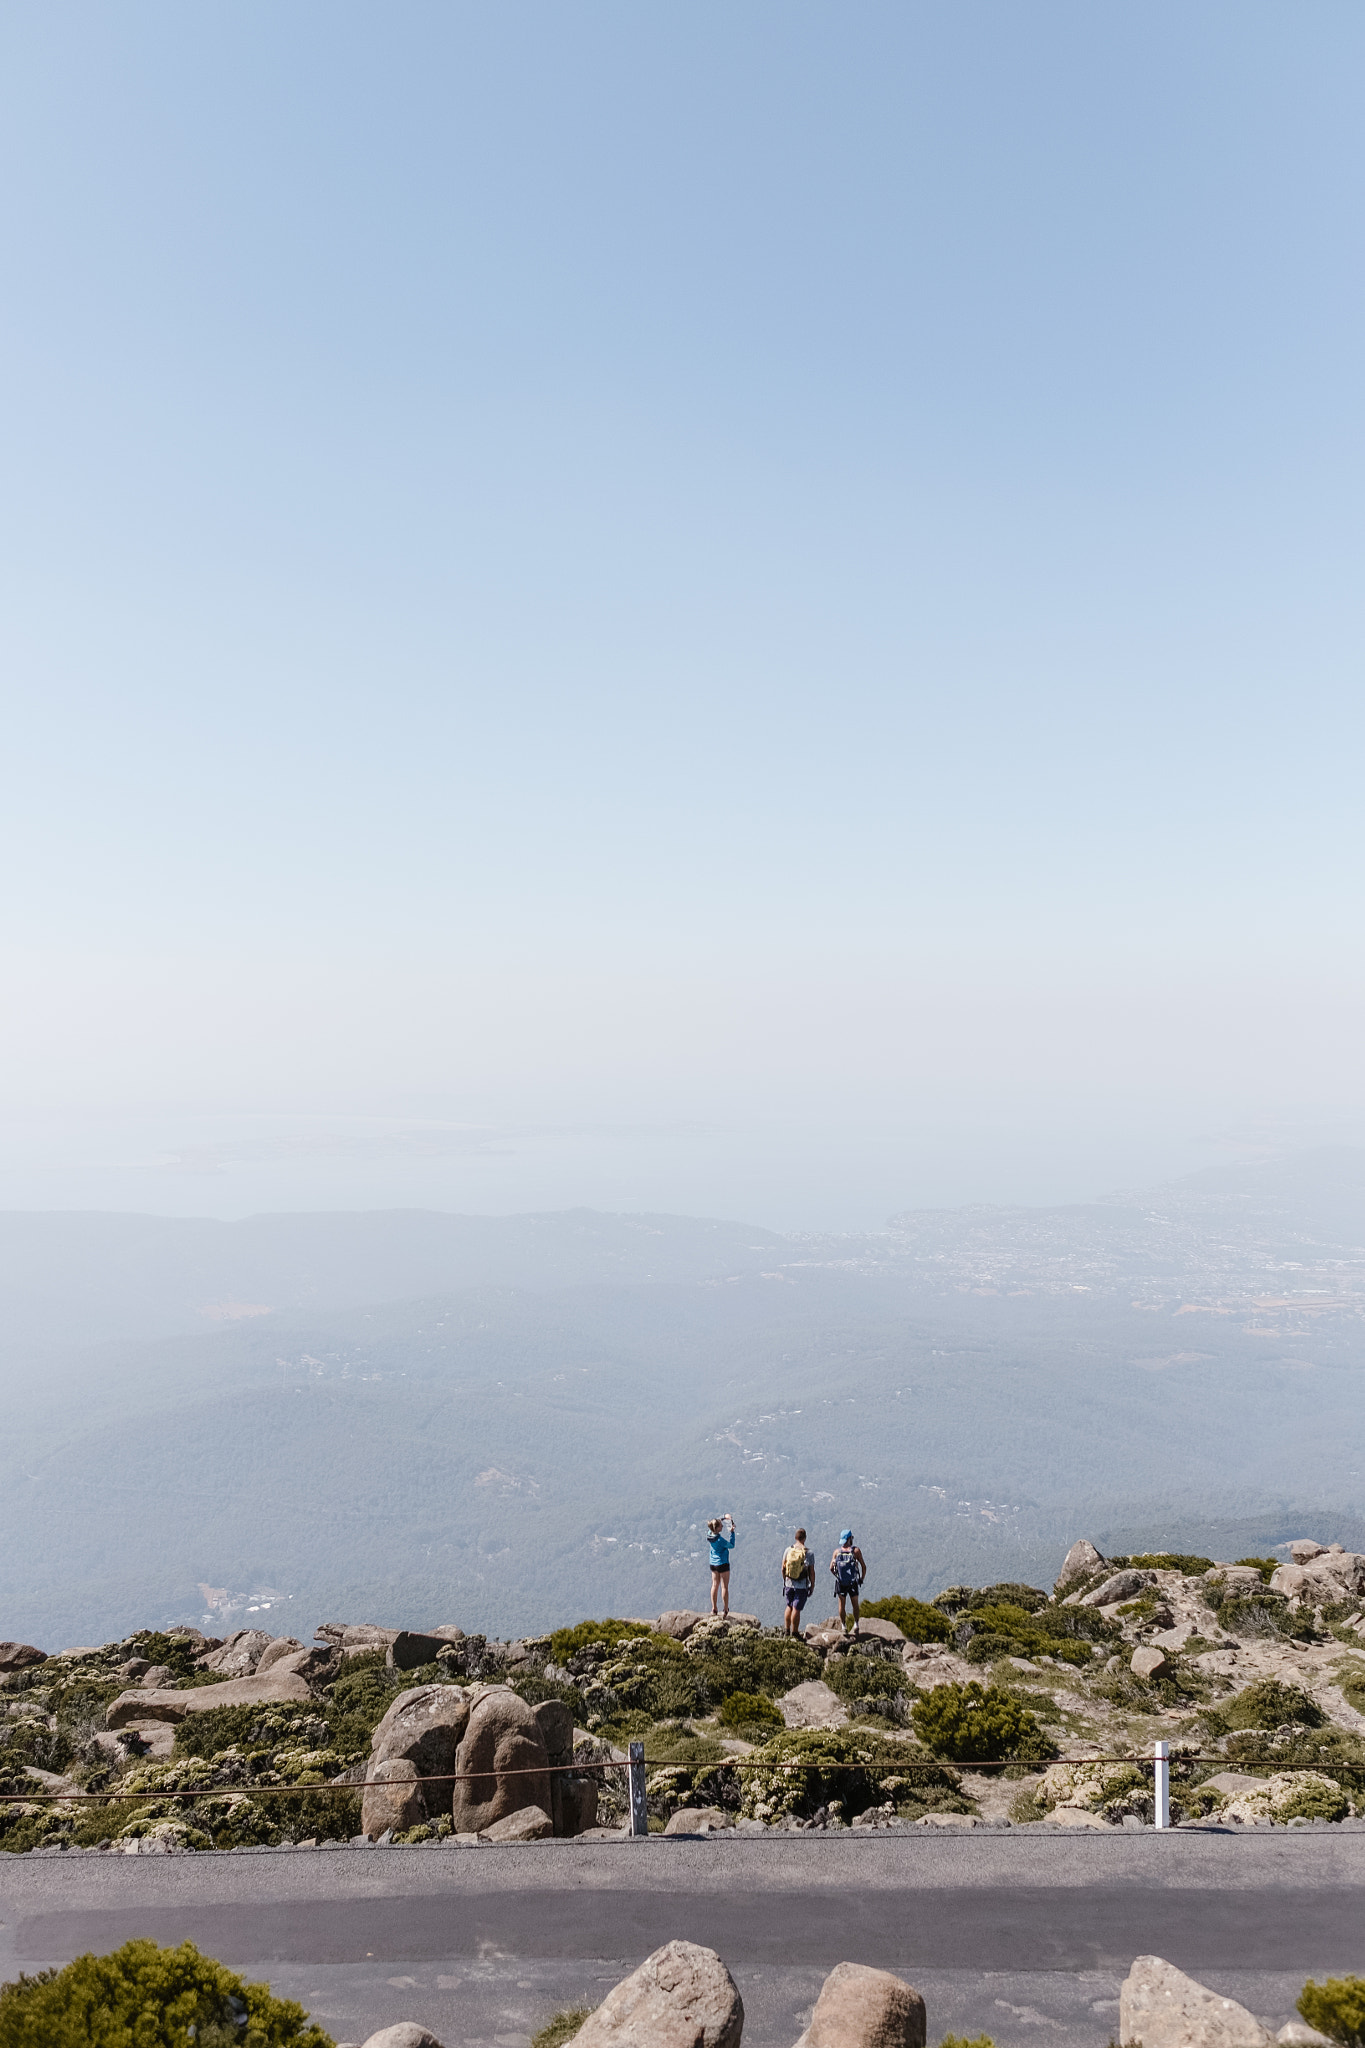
[{"left": 707, "top": 1513, "right": 736, "bottom": 1616}]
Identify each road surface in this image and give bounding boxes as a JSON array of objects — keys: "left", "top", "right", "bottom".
[{"left": 4, "top": 1829, "right": 1364, "bottom": 2047}]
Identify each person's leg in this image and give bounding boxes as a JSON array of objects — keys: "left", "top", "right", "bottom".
[
  {"left": 720, "top": 1568, "right": 730, "bottom": 1616},
  {"left": 850, "top": 1589, "right": 861, "bottom": 1637},
  {"left": 711, "top": 1568, "right": 721, "bottom": 1615}
]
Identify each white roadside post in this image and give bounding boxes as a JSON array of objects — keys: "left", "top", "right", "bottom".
[
  {"left": 628, "top": 1740, "right": 649, "bottom": 1837},
  {"left": 1154, "top": 1740, "right": 1170, "bottom": 1830}
]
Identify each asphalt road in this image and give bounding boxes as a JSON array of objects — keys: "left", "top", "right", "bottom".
[{"left": 4, "top": 1831, "right": 1364, "bottom": 2048}]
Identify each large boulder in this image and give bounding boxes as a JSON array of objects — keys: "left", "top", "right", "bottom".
[
  {"left": 1132, "top": 1646, "right": 1172, "bottom": 1681},
  {"left": 574, "top": 1940, "right": 743, "bottom": 2048},
  {"left": 1080, "top": 1570, "right": 1152, "bottom": 1608},
  {"left": 1270, "top": 1548, "right": 1365, "bottom": 1606},
  {"left": 450, "top": 1687, "right": 551, "bottom": 1835},
  {"left": 256, "top": 1636, "right": 306, "bottom": 1674},
  {"left": 362, "top": 1758, "right": 426, "bottom": 1838},
  {"left": 1120, "top": 1956, "right": 1272, "bottom": 2048},
  {"left": 1054, "top": 1539, "right": 1106, "bottom": 1595},
  {"left": 530, "top": 1697, "right": 597, "bottom": 1836},
  {"left": 0, "top": 1643, "right": 47, "bottom": 1673},
  {"left": 359, "top": 2027, "right": 446, "bottom": 2048},
  {"left": 482, "top": 1802, "right": 554, "bottom": 1841},
  {"left": 197, "top": 1629, "right": 275, "bottom": 1677},
  {"left": 656, "top": 1611, "right": 707, "bottom": 1641},
  {"left": 779, "top": 1681, "right": 848, "bottom": 1730},
  {"left": 387, "top": 1631, "right": 450, "bottom": 1672},
  {"left": 803, "top": 1962, "right": 926, "bottom": 2048},
  {"left": 105, "top": 1668, "right": 313, "bottom": 1728},
  {"left": 371, "top": 1685, "right": 471, "bottom": 1779},
  {"left": 269, "top": 1645, "right": 342, "bottom": 1686},
  {"left": 849, "top": 1617, "right": 905, "bottom": 1645}
]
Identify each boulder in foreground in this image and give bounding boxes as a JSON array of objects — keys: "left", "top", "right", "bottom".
[
  {"left": 802, "top": 1962, "right": 926, "bottom": 2048},
  {"left": 1121, "top": 1956, "right": 1272, "bottom": 2048},
  {"left": 359, "top": 2027, "right": 446, "bottom": 2048},
  {"left": 574, "top": 1939, "right": 743, "bottom": 2048}
]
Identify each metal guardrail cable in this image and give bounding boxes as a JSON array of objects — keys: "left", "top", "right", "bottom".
[{"left": 4, "top": 1748, "right": 1340, "bottom": 1805}]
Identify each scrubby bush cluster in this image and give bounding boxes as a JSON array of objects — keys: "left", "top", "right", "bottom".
[
  {"left": 1299, "top": 1977, "right": 1365, "bottom": 2048},
  {"left": 0, "top": 1939, "right": 332, "bottom": 2048},
  {"left": 910, "top": 1681, "right": 1055, "bottom": 1763}
]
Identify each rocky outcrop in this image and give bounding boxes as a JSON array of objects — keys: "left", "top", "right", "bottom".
[
  {"left": 533, "top": 1697, "right": 598, "bottom": 1837},
  {"left": 1080, "top": 1569, "right": 1151, "bottom": 1608},
  {"left": 387, "top": 1631, "right": 451, "bottom": 1671},
  {"left": 105, "top": 1668, "right": 313, "bottom": 1728},
  {"left": 1054, "top": 1539, "right": 1106, "bottom": 1595},
  {"left": 656, "top": 1610, "right": 708, "bottom": 1640},
  {"left": 1131, "top": 1646, "right": 1172, "bottom": 1681},
  {"left": 358, "top": 2027, "right": 446, "bottom": 2048},
  {"left": 196, "top": 1629, "right": 275, "bottom": 1677},
  {"left": 256, "top": 1636, "right": 306, "bottom": 1674},
  {"left": 450, "top": 1686, "right": 551, "bottom": 1835},
  {"left": 0, "top": 1643, "right": 47, "bottom": 1673},
  {"left": 574, "top": 1940, "right": 743, "bottom": 2048},
  {"left": 371, "top": 1684, "right": 472, "bottom": 1778},
  {"left": 664, "top": 1805, "right": 731, "bottom": 1834},
  {"left": 482, "top": 1802, "right": 554, "bottom": 1841},
  {"left": 362, "top": 1758, "right": 426, "bottom": 1837},
  {"left": 1120, "top": 1956, "right": 1272, "bottom": 2048},
  {"left": 1271, "top": 1546, "right": 1365, "bottom": 1607},
  {"left": 801, "top": 1962, "right": 926, "bottom": 2048},
  {"left": 779, "top": 1680, "right": 848, "bottom": 1730}
]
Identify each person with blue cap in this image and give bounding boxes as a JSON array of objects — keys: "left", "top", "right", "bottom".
[{"left": 829, "top": 1528, "right": 867, "bottom": 1637}]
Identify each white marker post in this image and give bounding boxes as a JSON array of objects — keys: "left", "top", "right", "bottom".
[
  {"left": 628, "top": 1740, "right": 649, "bottom": 1837},
  {"left": 1154, "top": 1739, "right": 1170, "bottom": 1830}
]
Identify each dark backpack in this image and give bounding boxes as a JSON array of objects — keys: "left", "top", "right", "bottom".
[{"left": 833, "top": 1545, "right": 860, "bottom": 1591}]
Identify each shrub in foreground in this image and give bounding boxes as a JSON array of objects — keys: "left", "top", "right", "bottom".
[
  {"left": 0, "top": 1938, "right": 333, "bottom": 2048},
  {"left": 1299, "top": 1977, "right": 1365, "bottom": 2048},
  {"left": 860, "top": 1595, "right": 952, "bottom": 1643},
  {"left": 911, "top": 1683, "right": 1055, "bottom": 1763}
]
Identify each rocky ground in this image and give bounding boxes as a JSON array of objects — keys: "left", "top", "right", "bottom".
[{"left": 3, "top": 1535, "right": 1365, "bottom": 1855}]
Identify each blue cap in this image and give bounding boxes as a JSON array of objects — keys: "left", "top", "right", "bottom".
[{"left": 840, "top": 1530, "right": 853, "bottom": 1544}]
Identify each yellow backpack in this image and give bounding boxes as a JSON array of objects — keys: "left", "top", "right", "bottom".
[{"left": 782, "top": 1544, "right": 809, "bottom": 1584}]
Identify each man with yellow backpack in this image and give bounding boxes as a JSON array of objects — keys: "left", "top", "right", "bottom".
[{"left": 781, "top": 1528, "right": 815, "bottom": 1638}]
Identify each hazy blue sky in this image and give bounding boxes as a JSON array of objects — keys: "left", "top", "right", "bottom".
[{"left": 2, "top": 4, "right": 1362, "bottom": 1225}]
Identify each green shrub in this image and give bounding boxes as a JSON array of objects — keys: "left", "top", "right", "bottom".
[
  {"left": 689, "top": 1632, "right": 821, "bottom": 1705},
  {"left": 510, "top": 1673, "right": 588, "bottom": 1720},
  {"left": 860, "top": 1596, "right": 952, "bottom": 1643},
  {"left": 824, "top": 1655, "right": 905, "bottom": 1703},
  {"left": 532, "top": 2010, "right": 595, "bottom": 2048},
  {"left": 716, "top": 1691, "right": 783, "bottom": 1734},
  {"left": 961, "top": 1603, "right": 1093, "bottom": 1669},
  {"left": 739, "top": 1727, "right": 958, "bottom": 1823},
  {"left": 548, "top": 1619, "right": 659, "bottom": 1664},
  {"left": 0, "top": 1938, "right": 333, "bottom": 2048},
  {"left": 1217, "top": 1678, "right": 1326, "bottom": 1732},
  {"left": 1235, "top": 1557, "right": 1280, "bottom": 1583},
  {"left": 1299, "top": 1977, "right": 1365, "bottom": 2048},
  {"left": 593, "top": 1638, "right": 702, "bottom": 1721},
  {"left": 1121, "top": 1554, "right": 1215, "bottom": 1576},
  {"left": 939, "top": 2035, "right": 996, "bottom": 2048},
  {"left": 1278, "top": 1779, "right": 1350, "bottom": 1823},
  {"left": 123, "top": 1632, "right": 205, "bottom": 1682},
  {"left": 174, "top": 1704, "right": 329, "bottom": 1761},
  {"left": 911, "top": 1683, "right": 1055, "bottom": 1763}
]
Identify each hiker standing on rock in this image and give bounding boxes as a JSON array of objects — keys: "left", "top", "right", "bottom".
[
  {"left": 830, "top": 1528, "right": 866, "bottom": 1637},
  {"left": 707, "top": 1514, "right": 736, "bottom": 1616},
  {"left": 781, "top": 1527, "right": 814, "bottom": 1638}
]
